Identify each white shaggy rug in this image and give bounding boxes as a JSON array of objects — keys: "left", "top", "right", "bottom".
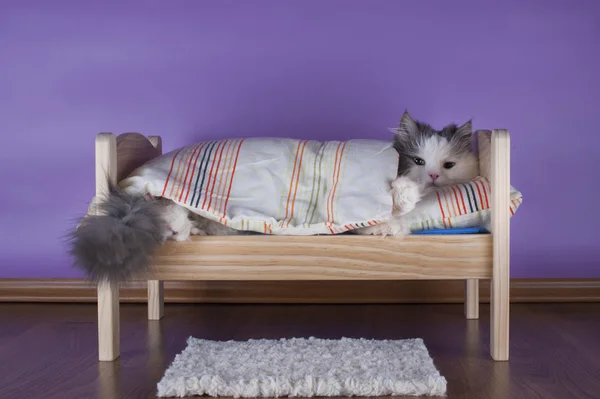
[{"left": 157, "top": 337, "right": 447, "bottom": 397}]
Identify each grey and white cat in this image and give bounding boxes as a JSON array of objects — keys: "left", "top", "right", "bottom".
[
  {"left": 355, "top": 111, "right": 479, "bottom": 236},
  {"left": 69, "top": 111, "right": 478, "bottom": 282}
]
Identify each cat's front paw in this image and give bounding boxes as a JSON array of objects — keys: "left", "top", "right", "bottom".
[
  {"left": 383, "top": 217, "right": 411, "bottom": 237},
  {"left": 391, "top": 176, "right": 423, "bottom": 216},
  {"left": 355, "top": 218, "right": 411, "bottom": 237}
]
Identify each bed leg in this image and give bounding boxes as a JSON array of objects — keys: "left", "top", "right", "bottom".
[
  {"left": 148, "top": 280, "right": 164, "bottom": 320},
  {"left": 491, "top": 260, "right": 509, "bottom": 361},
  {"left": 464, "top": 279, "right": 479, "bottom": 319},
  {"left": 490, "top": 129, "right": 510, "bottom": 361},
  {"left": 98, "top": 281, "right": 120, "bottom": 361}
]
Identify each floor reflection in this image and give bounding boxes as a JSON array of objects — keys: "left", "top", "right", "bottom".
[
  {"left": 96, "top": 319, "right": 168, "bottom": 399},
  {"left": 147, "top": 320, "right": 168, "bottom": 384},
  {"left": 97, "top": 360, "right": 122, "bottom": 399}
]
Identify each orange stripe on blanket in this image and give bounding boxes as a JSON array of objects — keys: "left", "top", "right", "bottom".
[
  {"left": 328, "top": 141, "right": 348, "bottom": 228},
  {"left": 445, "top": 188, "right": 458, "bottom": 217},
  {"left": 442, "top": 189, "right": 453, "bottom": 217},
  {"left": 212, "top": 140, "right": 236, "bottom": 215},
  {"left": 457, "top": 185, "right": 468, "bottom": 214},
  {"left": 221, "top": 139, "right": 245, "bottom": 221},
  {"left": 218, "top": 140, "right": 239, "bottom": 216},
  {"left": 326, "top": 142, "right": 343, "bottom": 227},
  {"left": 283, "top": 141, "right": 304, "bottom": 227},
  {"left": 328, "top": 225, "right": 335, "bottom": 234},
  {"left": 451, "top": 186, "right": 463, "bottom": 216},
  {"left": 286, "top": 140, "right": 308, "bottom": 227},
  {"left": 201, "top": 140, "right": 228, "bottom": 210},
  {"left": 474, "top": 180, "right": 485, "bottom": 210},
  {"left": 178, "top": 143, "right": 204, "bottom": 202},
  {"left": 443, "top": 190, "right": 455, "bottom": 228},
  {"left": 478, "top": 179, "right": 490, "bottom": 209},
  {"left": 161, "top": 148, "right": 183, "bottom": 197},
  {"left": 205, "top": 140, "right": 230, "bottom": 212},
  {"left": 510, "top": 199, "right": 517, "bottom": 216},
  {"left": 169, "top": 145, "right": 193, "bottom": 198},
  {"left": 183, "top": 142, "right": 208, "bottom": 203},
  {"left": 436, "top": 191, "right": 447, "bottom": 228}
]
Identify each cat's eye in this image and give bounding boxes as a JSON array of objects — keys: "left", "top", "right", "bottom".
[
  {"left": 443, "top": 162, "right": 455, "bottom": 169},
  {"left": 413, "top": 158, "right": 425, "bottom": 166}
]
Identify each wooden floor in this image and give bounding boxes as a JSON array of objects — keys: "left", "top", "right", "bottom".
[{"left": 0, "top": 303, "right": 599, "bottom": 399}]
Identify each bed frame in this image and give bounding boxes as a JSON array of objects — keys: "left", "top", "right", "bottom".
[{"left": 94, "top": 129, "right": 511, "bottom": 362}]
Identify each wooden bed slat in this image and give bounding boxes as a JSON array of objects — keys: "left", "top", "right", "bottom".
[{"left": 145, "top": 234, "right": 493, "bottom": 281}]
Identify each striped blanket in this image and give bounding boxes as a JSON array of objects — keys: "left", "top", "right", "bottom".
[{"left": 119, "top": 138, "right": 398, "bottom": 235}]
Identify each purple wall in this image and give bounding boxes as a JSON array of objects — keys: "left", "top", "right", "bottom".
[{"left": 1, "top": 0, "right": 599, "bottom": 278}]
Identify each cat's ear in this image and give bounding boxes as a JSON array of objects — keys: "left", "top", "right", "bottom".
[
  {"left": 393, "top": 111, "right": 418, "bottom": 140},
  {"left": 455, "top": 120, "right": 473, "bottom": 140}
]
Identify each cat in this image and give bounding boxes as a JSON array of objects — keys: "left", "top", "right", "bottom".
[
  {"left": 354, "top": 111, "right": 479, "bottom": 237},
  {"left": 68, "top": 111, "right": 478, "bottom": 282}
]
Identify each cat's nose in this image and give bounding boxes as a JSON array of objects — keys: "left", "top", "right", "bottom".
[{"left": 429, "top": 173, "right": 439, "bottom": 181}]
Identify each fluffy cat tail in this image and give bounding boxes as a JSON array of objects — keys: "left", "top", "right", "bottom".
[{"left": 68, "top": 185, "right": 167, "bottom": 283}]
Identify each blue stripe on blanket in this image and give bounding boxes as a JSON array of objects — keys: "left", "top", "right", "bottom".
[{"left": 411, "top": 227, "right": 488, "bottom": 235}]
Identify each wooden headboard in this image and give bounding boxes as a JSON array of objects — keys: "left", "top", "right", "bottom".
[
  {"left": 95, "top": 132, "right": 163, "bottom": 198},
  {"left": 115, "top": 133, "right": 162, "bottom": 181}
]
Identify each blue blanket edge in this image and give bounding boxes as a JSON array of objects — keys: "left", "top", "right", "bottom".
[{"left": 411, "top": 227, "right": 488, "bottom": 235}]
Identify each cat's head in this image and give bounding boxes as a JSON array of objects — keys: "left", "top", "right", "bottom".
[{"left": 391, "top": 111, "right": 479, "bottom": 188}]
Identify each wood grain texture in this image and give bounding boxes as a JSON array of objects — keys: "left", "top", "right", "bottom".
[
  {"left": 147, "top": 281, "right": 164, "bottom": 320},
  {"left": 95, "top": 133, "right": 120, "bottom": 362},
  {"left": 147, "top": 135, "right": 162, "bottom": 153},
  {"left": 465, "top": 279, "right": 480, "bottom": 319},
  {"left": 115, "top": 132, "right": 161, "bottom": 181},
  {"left": 490, "top": 129, "right": 511, "bottom": 361},
  {"left": 95, "top": 133, "right": 117, "bottom": 197},
  {"left": 1, "top": 278, "right": 599, "bottom": 303},
  {"left": 144, "top": 234, "right": 493, "bottom": 281},
  {"left": 477, "top": 129, "right": 492, "bottom": 180},
  {"left": 97, "top": 283, "right": 119, "bottom": 361},
  {"left": 1, "top": 303, "right": 599, "bottom": 399}
]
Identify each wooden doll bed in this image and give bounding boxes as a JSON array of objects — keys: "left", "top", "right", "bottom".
[{"left": 94, "top": 129, "right": 511, "bottom": 362}]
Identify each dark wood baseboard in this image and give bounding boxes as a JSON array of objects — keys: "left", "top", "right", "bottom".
[{"left": 0, "top": 278, "right": 599, "bottom": 303}]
